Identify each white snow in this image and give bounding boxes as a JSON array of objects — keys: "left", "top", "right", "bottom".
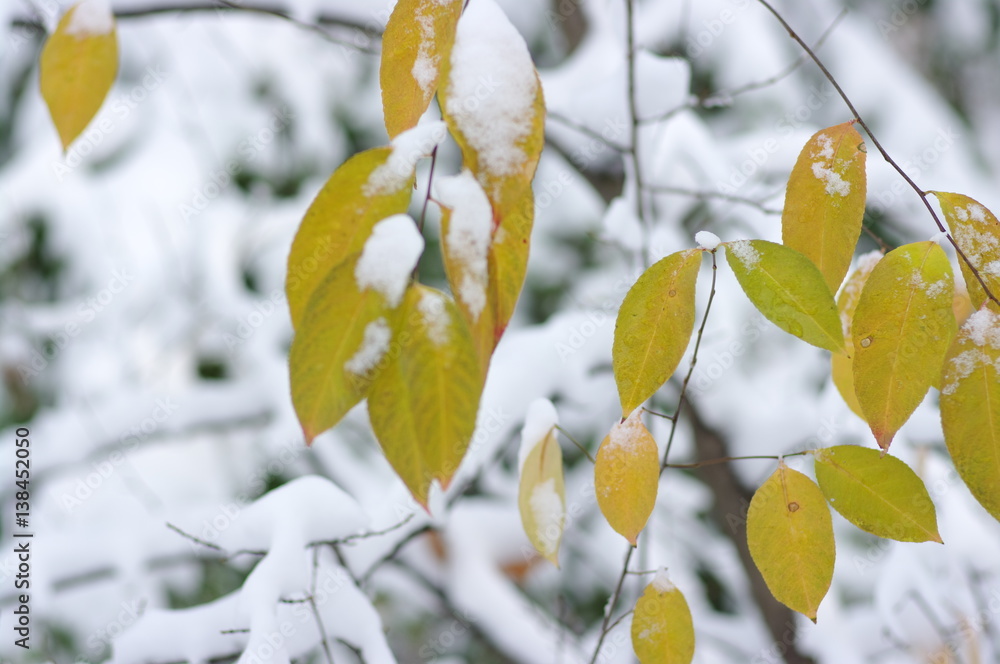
[
  {"left": 606, "top": 408, "right": 643, "bottom": 453},
  {"left": 65, "top": 0, "right": 114, "bottom": 37},
  {"left": 529, "top": 478, "right": 563, "bottom": 557},
  {"left": 411, "top": 15, "right": 438, "bottom": 95},
  {"left": 354, "top": 215, "right": 425, "bottom": 307},
  {"left": 695, "top": 230, "right": 722, "bottom": 251},
  {"left": 811, "top": 162, "right": 852, "bottom": 197},
  {"left": 942, "top": 308, "right": 1000, "bottom": 394},
  {"left": 444, "top": 0, "right": 539, "bottom": 182},
  {"left": 962, "top": 307, "right": 1000, "bottom": 348},
  {"left": 344, "top": 318, "right": 391, "bottom": 376},
  {"left": 652, "top": 567, "right": 675, "bottom": 593},
  {"left": 417, "top": 288, "right": 450, "bottom": 345},
  {"left": 517, "top": 397, "right": 559, "bottom": 471},
  {"left": 365, "top": 121, "right": 448, "bottom": 195},
  {"left": 725, "top": 240, "right": 761, "bottom": 270},
  {"left": 434, "top": 170, "right": 493, "bottom": 319}
]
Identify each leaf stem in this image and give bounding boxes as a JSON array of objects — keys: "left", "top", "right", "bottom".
[{"left": 555, "top": 424, "right": 596, "bottom": 464}]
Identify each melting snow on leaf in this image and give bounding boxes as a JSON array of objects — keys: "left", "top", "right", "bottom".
[{"left": 355, "top": 214, "right": 424, "bottom": 307}]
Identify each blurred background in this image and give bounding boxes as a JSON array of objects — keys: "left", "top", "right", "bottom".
[{"left": 2, "top": 0, "right": 1000, "bottom": 662}]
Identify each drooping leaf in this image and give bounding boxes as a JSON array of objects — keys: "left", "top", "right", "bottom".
[
  {"left": 289, "top": 216, "right": 424, "bottom": 444},
  {"left": 40, "top": 0, "right": 118, "bottom": 150},
  {"left": 813, "top": 445, "right": 941, "bottom": 543},
  {"left": 613, "top": 249, "right": 702, "bottom": 416},
  {"left": 747, "top": 463, "right": 834, "bottom": 621},
  {"left": 286, "top": 148, "right": 412, "bottom": 329},
  {"left": 940, "top": 305, "right": 1000, "bottom": 523},
  {"left": 368, "top": 286, "right": 483, "bottom": 508},
  {"left": 852, "top": 241, "right": 956, "bottom": 451},
  {"left": 631, "top": 571, "right": 695, "bottom": 664},
  {"left": 594, "top": 410, "right": 659, "bottom": 546},
  {"left": 380, "top": 0, "right": 463, "bottom": 138},
  {"left": 782, "top": 122, "right": 867, "bottom": 293},
  {"left": 517, "top": 400, "right": 565, "bottom": 566},
  {"left": 831, "top": 252, "right": 883, "bottom": 418},
  {"left": 930, "top": 191, "right": 1000, "bottom": 308},
  {"left": 724, "top": 240, "right": 845, "bottom": 353}
]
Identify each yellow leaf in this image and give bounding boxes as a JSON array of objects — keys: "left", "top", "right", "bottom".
[
  {"left": 831, "top": 252, "right": 883, "bottom": 419},
  {"left": 631, "top": 571, "right": 695, "bottom": 664},
  {"left": 517, "top": 399, "right": 565, "bottom": 566},
  {"left": 852, "top": 241, "right": 957, "bottom": 451},
  {"left": 747, "top": 463, "right": 834, "bottom": 621},
  {"left": 594, "top": 410, "right": 659, "bottom": 546},
  {"left": 929, "top": 192, "right": 1000, "bottom": 308},
  {"left": 940, "top": 305, "right": 1000, "bottom": 523},
  {"left": 813, "top": 445, "right": 941, "bottom": 543},
  {"left": 438, "top": 0, "right": 545, "bottom": 224},
  {"left": 368, "top": 286, "right": 483, "bottom": 508},
  {"left": 380, "top": 0, "right": 463, "bottom": 138},
  {"left": 289, "top": 216, "right": 424, "bottom": 444},
  {"left": 724, "top": 240, "right": 845, "bottom": 353},
  {"left": 782, "top": 122, "right": 867, "bottom": 293},
  {"left": 613, "top": 249, "right": 702, "bottom": 416},
  {"left": 40, "top": 0, "right": 118, "bottom": 150}
]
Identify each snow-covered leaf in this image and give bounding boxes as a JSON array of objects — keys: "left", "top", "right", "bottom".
[
  {"left": 852, "top": 241, "right": 956, "bottom": 451},
  {"left": 290, "top": 217, "right": 424, "bottom": 443},
  {"left": 40, "top": 0, "right": 118, "bottom": 150},
  {"left": 368, "top": 285, "right": 482, "bottom": 508},
  {"left": 724, "top": 240, "right": 845, "bottom": 354},
  {"left": 594, "top": 410, "right": 659, "bottom": 546},
  {"left": 631, "top": 570, "right": 695, "bottom": 664},
  {"left": 782, "top": 122, "right": 867, "bottom": 293},
  {"left": 613, "top": 249, "right": 701, "bottom": 416},
  {"left": 747, "top": 463, "right": 834, "bottom": 622},
  {"left": 380, "top": 0, "right": 463, "bottom": 138},
  {"left": 940, "top": 306, "right": 1000, "bottom": 523},
  {"left": 930, "top": 191, "right": 1000, "bottom": 308},
  {"left": 813, "top": 445, "right": 941, "bottom": 543},
  {"left": 517, "top": 399, "right": 565, "bottom": 565}
]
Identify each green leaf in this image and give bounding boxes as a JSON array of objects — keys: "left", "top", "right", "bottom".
[
  {"left": 724, "top": 240, "right": 845, "bottom": 353},
  {"left": 613, "top": 249, "right": 702, "bottom": 417},
  {"left": 289, "top": 216, "right": 424, "bottom": 444},
  {"left": 631, "top": 571, "right": 695, "bottom": 664},
  {"left": 380, "top": 0, "right": 463, "bottom": 138},
  {"left": 831, "top": 253, "right": 882, "bottom": 419},
  {"left": 368, "top": 285, "right": 483, "bottom": 508},
  {"left": 941, "top": 305, "right": 1000, "bottom": 524},
  {"left": 929, "top": 192, "right": 1000, "bottom": 309},
  {"left": 517, "top": 401, "right": 565, "bottom": 566},
  {"left": 286, "top": 147, "right": 415, "bottom": 329},
  {"left": 594, "top": 410, "right": 659, "bottom": 546},
  {"left": 852, "top": 241, "right": 957, "bottom": 451},
  {"left": 747, "top": 463, "right": 834, "bottom": 621},
  {"left": 782, "top": 122, "right": 867, "bottom": 293},
  {"left": 40, "top": 0, "right": 118, "bottom": 150},
  {"left": 813, "top": 445, "right": 941, "bottom": 543}
]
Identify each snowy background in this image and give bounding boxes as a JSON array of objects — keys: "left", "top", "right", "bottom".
[{"left": 2, "top": 0, "right": 1000, "bottom": 662}]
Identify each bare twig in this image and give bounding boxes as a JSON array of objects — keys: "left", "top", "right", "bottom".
[
  {"left": 555, "top": 424, "right": 596, "bottom": 464},
  {"left": 755, "top": 0, "right": 1000, "bottom": 307},
  {"left": 546, "top": 112, "right": 629, "bottom": 153},
  {"left": 624, "top": 0, "right": 649, "bottom": 252},
  {"left": 588, "top": 545, "right": 635, "bottom": 664},
  {"left": 646, "top": 184, "right": 781, "bottom": 215}
]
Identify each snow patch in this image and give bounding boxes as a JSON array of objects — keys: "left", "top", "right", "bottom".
[
  {"left": 366, "top": 121, "right": 448, "bottom": 195},
  {"left": 814, "top": 134, "right": 835, "bottom": 160},
  {"left": 418, "top": 289, "right": 450, "bottom": 345},
  {"left": 66, "top": 0, "right": 114, "bottom": 36},
  {"left": 726, "top": 240, "right": 761, "bottom": 270},
  {"left": 355, "top": 215, "right": 424, "bottom": 307},
  {"left": 518, "top": 398, "right": 559, "bottom": 472},
  {"left": 529, "top": 478, "right": 563, "bottom": 557},
  {"left": 652, "top": 567, "right": 675, "bottom": 593},
  {"left": 411, "top": 14, "right": 438, "bottom": 95},
  {"left": 435, "top": 170, "right": 492, "bottom": 319},
  {"left": 345, "top": 318, "right": 391, "bottom": 376},
  {"left": 444, "top": 0, "right": 538, "bottom": 182},
  {"left": 811, "top": 162, "right": 851, "bottom": 197},
  {"left": 606, "top": 408, "right": 643, "bottom": 453},
  {"left": 695, "top": 230, "right": 721, "bottom": 251},
  {"left": 942, "top": 308, "right": 1000, "bottom": 395}
]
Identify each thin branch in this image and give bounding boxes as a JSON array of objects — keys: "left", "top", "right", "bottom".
[
  {"left": 359, "top": 524, "right": 433, "bottom": 585},
  {"left": 755, "top": 0, "right": 1000, "bottom": 307},
  {"left": 603, "top": 608, "right": 635, "bottom": 636},
  {"left": 416, "top": 146, "right": 439, "bottom": 234},
  {"left": 555, "top": 424, "right": 596, "bottom": 464},
  {"left": 661, "top": 249, "right": 718, "bottom": 470},
  {"left": 309, "top": 547, "right": 337, "bottom": 664},
  {"left": 646, "top": 184, "right": 781, "bottom": 215},
  {"left": 588, "top": 545, "right": 634, "bottom": 664},
  {"left": 546, "top": 112, "right": 629, "bottom": 153},
  {"left": 321, "top": 513, "right": 416, "bottom": 547},
  {"left": 665, "top": 450, "right": 808, "bottom": 470},
  {"left": 624, "top": 0, "right": 649, "bottom": 249}
]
